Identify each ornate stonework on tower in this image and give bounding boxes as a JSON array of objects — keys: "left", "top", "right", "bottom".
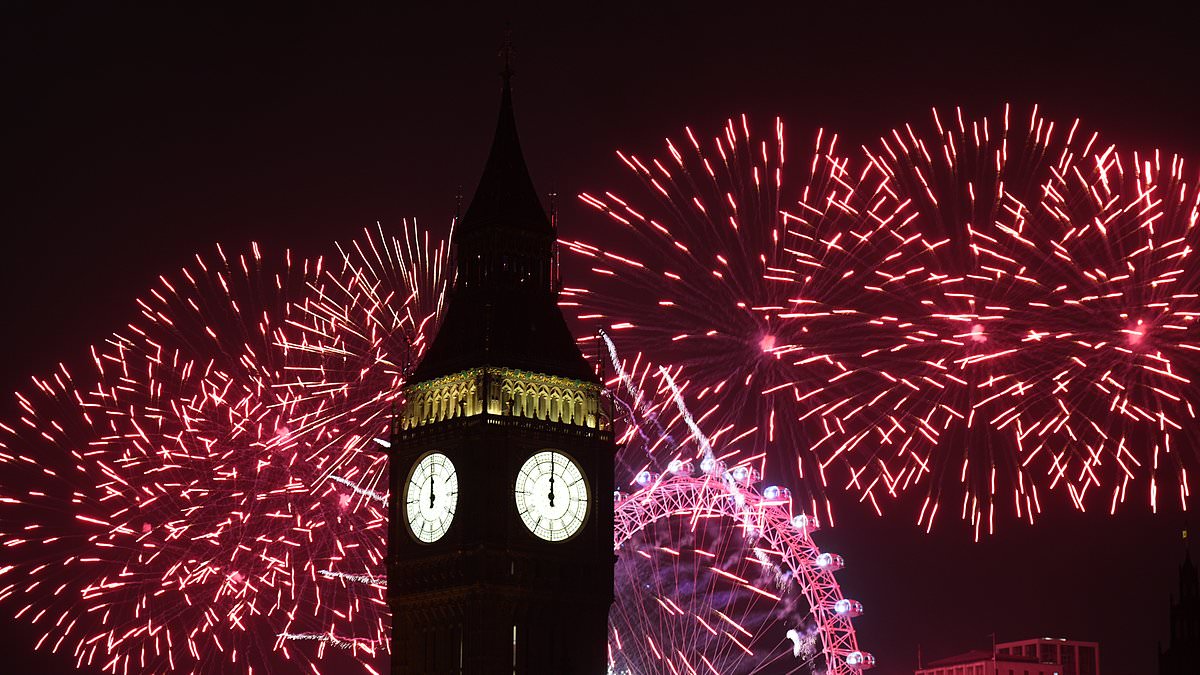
[{"left": 387, "top": 70, "right": 615, "bottom": 674}]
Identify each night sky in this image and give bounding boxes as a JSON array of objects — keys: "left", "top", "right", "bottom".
[{"left": 3, "top": 3, "right": 1200, "bottom": 674}]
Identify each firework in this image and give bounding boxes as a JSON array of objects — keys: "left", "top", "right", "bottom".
[
  {"left": 0, "top": 221, "right": 451, "bottom": 673},
  {"left": 573, "top": 109, "right": 1200, "bottom": 535},
  {"left": 274, "top": 221, "right": 453, "bottom": 508},
  {"left": 844, "top": 106, "right": 1200, "bottom": 536},
  {"left": 0, "top": 242, "right": 348, "bottom": 672},
  {"left": 566, "top": 116, "right": 908, "bottom": 516}
]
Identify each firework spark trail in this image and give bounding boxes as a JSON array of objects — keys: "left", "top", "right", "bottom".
[
  {"left": 330, "top": 475, "right": 389, "bottom": 505},
  {"left": 319, "top": 570, "right": 385, "bottom": 585},
  {"left": 599, "top": 329, "right": 681, "bottom": 459},
  {"left": 275, "top": 631, "right": 380, "bottom": 653}
]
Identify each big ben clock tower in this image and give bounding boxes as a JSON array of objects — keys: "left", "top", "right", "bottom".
[{"left": 387, "top": 66, "right": 615, "bottom": 674}]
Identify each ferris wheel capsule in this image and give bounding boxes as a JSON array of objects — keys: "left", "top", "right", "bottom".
[
  {"left": 667, "top": 459, "right": 694, "bottom": 475},
  {"left": 791, "top": 513, "right": 821, "bottom": 533},
  {"left": 729, "top": 465, "right": 758, "bottom": 485},
  {"left": 700, "top": 457, "right": 726, "bottom": 475},
  {"left": 844, "top": 651, "right": 876, "bottom": 669},
  {"left": 815, "top": 552, "right": 844, "bottom": 571},
  {"left": 833, "top": 598, "right": 863, "bottom": 617},
  {"left": 635, "top": 470, "right": 660, "bottom": 487},
  {"left": 761, "top": 485, "right": 790, "bottom": 501}
]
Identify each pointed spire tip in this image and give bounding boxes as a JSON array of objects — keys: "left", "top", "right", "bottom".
[{"left": 499, "top": 26, "right": 515, "bottom": 85}]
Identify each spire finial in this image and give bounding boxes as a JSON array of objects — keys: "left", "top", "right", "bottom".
[
  {"left": 499, "top": 26, "right": 515, "bottom": 84},
  {"left": 549, "top": 190, "right": 561, "bottom": 292}
]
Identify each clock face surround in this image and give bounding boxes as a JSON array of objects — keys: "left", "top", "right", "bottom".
[
  {"left": 514, "top": 450, "right": 589, "bottom": 542},
  {"left": 404, "top": 452, "right": 459, "bottom": 543}
]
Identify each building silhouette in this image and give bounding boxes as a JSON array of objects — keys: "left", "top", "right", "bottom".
[
  {"left": 997, "top": 638, "right": 1098, "bottom": 675},
  {"left": 1158, "top": 533, "right": 1200, "bottom": 675},
  {"left": 386, "top": 65, "right": 616, "bottom": 674},
  {"left": 916, "top": 649, "right": 1057, "bottom": 675},
  {"left": 916, "top": 637, "right": 1099, "bottom": 675}
]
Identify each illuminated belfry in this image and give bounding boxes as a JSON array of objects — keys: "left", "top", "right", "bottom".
[
  {"left": 387, "top": 63, "right": 615, "bottom": 675},
  {"left": 399, "top": 367, "right": 603, "bottom": 431}
]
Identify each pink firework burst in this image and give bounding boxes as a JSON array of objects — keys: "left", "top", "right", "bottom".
[
  {"left": 0, "top": 222, "right": 452, "bottom": 673},
  {"left": 573, "top": 108, "right": 1200, "bottom": 535},
  {"left": 566, "top": 116, "right": 909, "bottom": 517},
  {"left": 848, "top": 105, "right": 1200, "bottom": 536}
]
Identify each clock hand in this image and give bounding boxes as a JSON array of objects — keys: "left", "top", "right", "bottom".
[
  {"left": 548, "top": 454, "right": 556, "bottom": 509},
  {"left": 429, "top": 475, "right": 435, "bottom": 509}
]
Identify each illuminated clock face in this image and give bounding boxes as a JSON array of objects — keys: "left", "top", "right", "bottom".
[
  {"left": 404, "top": 452, "right": 459, "bottom": 543},
  {"left": 514, "top": 450, "right": 589, "bottom": 542}
]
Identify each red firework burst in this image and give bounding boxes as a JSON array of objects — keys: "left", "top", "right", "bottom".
[
  {"left": 566, "top": 116, "right": 907, "bottom": 518},
  {"left": 0, "top": 222, "right": 451, "bottom": 673},
  {"left": 845, "top": 105, "right": 1200, "bottom": 536},
  {"left": 571, "top": 108, "right": 1200, "bottom": 536}
]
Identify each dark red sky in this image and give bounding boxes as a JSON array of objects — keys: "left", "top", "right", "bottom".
[{"left": 3, "top": 3, "right": 1199, "bottom": 674}]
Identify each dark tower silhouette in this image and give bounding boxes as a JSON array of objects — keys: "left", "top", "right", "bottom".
[
  {"left": 386, "top": 63, "right": 615, "bottom": 674},
  {"left": 1159, "top": 530, "right": 1200, "bottom": 675}
]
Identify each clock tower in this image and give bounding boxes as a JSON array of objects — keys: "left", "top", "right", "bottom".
[{"left": 387, "top": 70, "right": 615, "bottom": 674}]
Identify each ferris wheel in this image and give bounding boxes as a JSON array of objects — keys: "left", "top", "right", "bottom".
[{"left": 609, "top": 462, "right": 874, "bottom": 675}]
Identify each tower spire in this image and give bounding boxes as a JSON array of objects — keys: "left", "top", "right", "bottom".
[
  {"left": 457, "top": 34, "right": 549, "bottom": 237},
  {"left": 499, "top": 27, "right": 515, "bottom": 84},
  {"left": 407, "top": 60, "right": 592, "bottom": 384},
  {"left": 550, "top": 190, "right": 561, "bottom": 291}
]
